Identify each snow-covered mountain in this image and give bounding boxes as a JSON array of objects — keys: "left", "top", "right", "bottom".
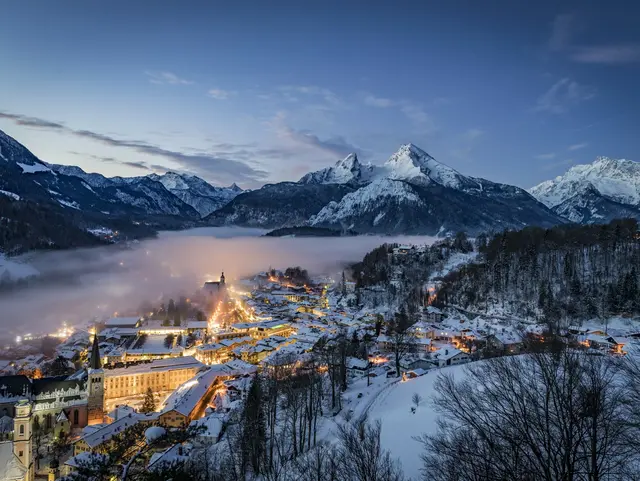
[
  {"left": 148, "top": 172, "right": 242, "bottom": 217},
  {"left": 211, "top": 143, "right": 563, "bottom": 235},
  {"left": 299, "top": 153, "right": 376, "bottom": 185},
  {"left": 529, "top": 157, "right": 640, "bottom": 223}
]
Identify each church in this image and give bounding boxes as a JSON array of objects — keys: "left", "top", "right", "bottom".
[
  {"left": 0, "top": 335, "right": 104, "bottom": 481},
  {"left": 202, "top": 271, "right": 226, "bottom": 297}
]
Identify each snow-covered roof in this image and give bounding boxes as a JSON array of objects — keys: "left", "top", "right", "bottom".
[
  {"left": 346, "top": 357, "right": 369, "bottom": 370},
  {"left": 105, "top": 317, "right": 140, "bottom": 327},
  {"left": 65, "top": 451, "right": 108, "bottom": 469},
  {"left": 0, "top": 442, "right": 25, "bottom": 481},
  {"left": 431, "top": 347, "right": 466, "bottom": 361},
  {"left": 161, "top": 367, "right": 225, "bottom": 417},
  {"left": 190, "top": 413, "right": 224, "bottom": 439},
  {"left": 76, "top": 414, "right": 141, "bottom": 449}
]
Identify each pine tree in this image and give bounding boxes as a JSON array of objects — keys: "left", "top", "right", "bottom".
[
  {"left": 140, "top": 387, "right": 156, "bottom": 413},
  {"left": 242, "top": 374, "right": 266, "bottom": 474}
]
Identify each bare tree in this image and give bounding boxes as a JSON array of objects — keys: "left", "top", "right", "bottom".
[
  {"left": 336, "top": 418, "right": 405, "bottom": 481},
  {"left": 388, "top": 308, "right": 416, "bottom": 377},
  {"left": 412, "top": 393, "right": 422, "bottom": 410},
  {"left": 415, "top": 350, "right": 640, "bottom": 481}
]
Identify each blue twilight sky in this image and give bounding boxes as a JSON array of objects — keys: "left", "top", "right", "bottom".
[{"left": 0, "top": 0, "right": 638, "bottom": 189}]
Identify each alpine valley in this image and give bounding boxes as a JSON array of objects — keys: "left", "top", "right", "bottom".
[{"left": 1, "top": 128, "right": 639, "bottom": 255}]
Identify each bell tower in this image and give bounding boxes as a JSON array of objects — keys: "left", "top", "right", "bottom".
[
  {"left": 220, "top": 271, "right": 225, "bottom": 285},
  {"left": 87, "top": 334, "right": 104, "bottom": 425},
  {"left": 14, "top": 399, "right": 34, "bottom": 481}
]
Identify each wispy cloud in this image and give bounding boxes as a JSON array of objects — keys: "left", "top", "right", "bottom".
[
  {"left": 207, "top": 88, "right": 236, "bottom": 100},
  {"left": 270, "top": 111, "right": 365, "bottom": 159},
  {"left": 535, "top": 153, "right": 557, "bottom": 160},
  {"left": 570, "top": 45, "right": 640, "bottom": 65},
  {"left": 145, "top": 71, "right": 194, "bottom": 85},
  {"left": 534, "top": 78, "right": 596, "bottom": 114},
  {"left": 548, "top": 14, "right": 640, "bottom": 65},
  {"left": 279, "top": 85, "right": 343, "bottom": 108},
  {"left": 0, "top": 111, "right": 266, "bottom": 184},
  {"left": 568, "top": 142, "right": 588, "bottom": 151},
  {"left": 363, "top": 94, "right": 394, "bottom": 108}
]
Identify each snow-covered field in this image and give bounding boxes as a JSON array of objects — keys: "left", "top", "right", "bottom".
[{"left": 367, "top": 365, "right": 469, "bottom": 480}]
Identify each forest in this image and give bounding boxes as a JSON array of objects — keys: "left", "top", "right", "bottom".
[{"left": 434, "top": 219, "right": 640, "bottom": 322}]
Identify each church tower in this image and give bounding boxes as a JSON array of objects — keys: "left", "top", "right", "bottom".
[
  {"left": 14, "top": 399, "right": 34, "bottom": 481},
  {"left": 87, "top": 334, "right": 104, "bottom": 425},
  {"left": 220, "top": 271, "right": 225, "bottom": 285}
]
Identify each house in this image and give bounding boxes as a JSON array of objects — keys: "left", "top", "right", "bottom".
[
  {"left": 399, "top": 355, "right": 432, "bottom": 371},
  {"left": 607, "top": 336, "right": 629, "bottom": 354},
  {"left": 431, "top": 348, "right": 470, "bottom": 368},
  {"left": 190, "top": 413, "right": 224, "bottom": 444},
  {"left": 425, "top": 306, "right": 443, "bottom": 323},
  {"left": 486, "top": 332, "right": 523, "bottom": 353},
  {"left": 346, "top": 357, "right": 370, "bottom": 376}
]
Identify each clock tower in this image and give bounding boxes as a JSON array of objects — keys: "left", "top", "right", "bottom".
[{"left": 87, "top": 334, "right": 104, "bottom": 425}]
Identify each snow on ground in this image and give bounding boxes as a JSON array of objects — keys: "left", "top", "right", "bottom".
[
  {"left": 0, "top": 189, "right": 20, "bottom": 200},
  {"left": 430, "top": 251, "right": 477, "bottom": 280},
  {"left": 367, "top": 364, "right": 470, "bottom": 480},
  {"left": 17, "top": 162, "right": 51, "bottom": 173},
  {"left": 0, "top": 254, "right": 39, "bottom": 281},
  {"left": 57, "top": 199, "right": 81, "bottom": 209}
]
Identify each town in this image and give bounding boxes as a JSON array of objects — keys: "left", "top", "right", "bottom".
[{"left": 1, "top": 239, "right": 638, "bottom": 481}]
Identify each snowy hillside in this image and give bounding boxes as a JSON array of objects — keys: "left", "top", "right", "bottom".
[
  {"left": 310, "top": 178, "right": 425, "bottom": 231},
  {"left": 148, "top": 172, "right": 242, "bottom": 217},
  {"left": 299, "top": 153, "right": 377, "bottom": 185},
  {"left": 529, "top": 157, "right": 640, "bottom": 223}
]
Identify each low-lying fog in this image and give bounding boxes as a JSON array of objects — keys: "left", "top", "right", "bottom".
[{"left": 0, "top": 227, "right": 436, "bottom": 337}]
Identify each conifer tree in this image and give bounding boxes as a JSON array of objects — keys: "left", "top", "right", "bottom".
[{"left": 140, "top": 387, "right": 156, "bottom": 413}]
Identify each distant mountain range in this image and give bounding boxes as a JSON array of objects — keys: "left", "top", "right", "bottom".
[
  {"left": 0, "top": 129, "right": 242, "bottom": 253},
  {"left": 529, "top": 157, "right": 640, "bottom": 224},
  {"left": 1, "top": 128, "right": 638, "bottom": 254}
]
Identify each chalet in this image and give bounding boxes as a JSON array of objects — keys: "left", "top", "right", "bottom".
[
  {"left": 425, "top": 306, "right": 443, "bottom": 323},
  {"left": 486, "top": 333, "right": 523, "bottom": 353},
  {"left": 431, "top": 347, "right": 470, "bottom": 368},
  {"left": 346, "top": 357, "right": 370, "bottom": 376}
]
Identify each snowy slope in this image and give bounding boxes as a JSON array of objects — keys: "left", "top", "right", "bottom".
[
  {"left": 148, "top": 172, "right": 242, "bottom": 217},
  {"left": 310, "top": 178, "right": 425, "bottom": 232},
  {"left": 299, "top": 153, "right": 377, "bottom": 185},
  {"left": 368, "top": 363, "right": 471, "bottom": 480},
  {"left": 0, "top": 254, "right": 39, "bottom": 282},
  {"left": 529, "top": 157, "right": 640, "bottom": 223},
  {"left": 530, "top": 157, "right": 640, "bottom": 207}
]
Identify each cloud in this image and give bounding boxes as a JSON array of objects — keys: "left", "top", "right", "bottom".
[
  {"left": 568, "top": 142, "right": 588, "bottom": 151},
  {"left": 0, "top": 111, "right": 267, "bottom": 184},
  {"left": 282, "top": 127, "right": 364, "bottom": 158},
  {"left": 570, "top": 45, "right": 640, "bottom": 65},
  {"left": 534, "top": 78, "right": 596, "bottom": 114},
  {"left": 279, "top": 85, "right": 343, "bottom": 108},
  {"left": 549, "top": 14, "right": 578, "bottom": 51},
  {"left": 363, "top": 94, "right": 394, "bottom": 108},
  {"left": 207, "top": 88, "right": 235, "bottom": 100},
  {"left": 145, "top": 71, "right": 194, "bottom": 85},
  {"left": 535, "top": 153, "right": 557, "bottom": 160},
  {"left": 269, "top": 111, "right": 365, "bottom": 159},
  {"left": 548, "top": 14, "right": 640, "bottom": 65}
]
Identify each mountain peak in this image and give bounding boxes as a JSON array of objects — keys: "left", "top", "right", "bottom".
[
  {"left": 530, "top": 156, "right": 640, "bottom": 210},
  {"left": 384, "top": 143, "right": 465, "bottom": 189},
  {"left": 299, "top": 152, "right": 372, "bottom": 185}
]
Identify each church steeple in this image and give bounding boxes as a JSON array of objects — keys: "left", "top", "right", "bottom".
[
  {"left": 89, "top": 332, "right": 101, "bottom": 370},
  {"left": 220, "top": 272, "right": 225, "bottom": 285}
]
